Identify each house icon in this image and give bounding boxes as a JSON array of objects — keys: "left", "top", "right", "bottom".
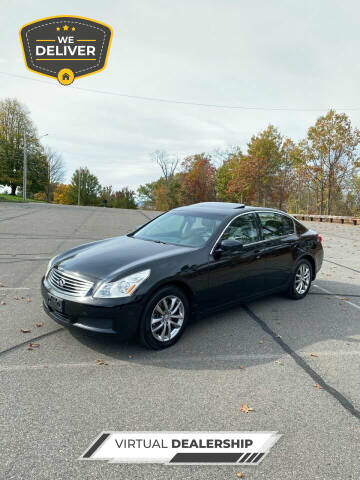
[{"left": 57, "top": 68, "right": 74, "bottom": 85}]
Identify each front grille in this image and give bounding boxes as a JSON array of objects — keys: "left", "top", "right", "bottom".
[{"left": 48, "top": 268, "right": 93, "bottom": 297}]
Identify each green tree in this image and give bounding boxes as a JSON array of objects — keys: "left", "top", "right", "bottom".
[
  {"left": 69, "top": 167, "right": 101, "bottom": 206},
  {"left": 215, "top": 151, "right": 242, "bottom": 201},
  {"left": 0, "top": 98, "right": 45, "bottom": 195},
  {"left": 137, "top": 180, "right": 161, "bottom": 208},
  {"left": 246, "top": 125, "right": 283, "bottom": 206}
]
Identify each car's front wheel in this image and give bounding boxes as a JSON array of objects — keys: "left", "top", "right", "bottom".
[
  {"left": 287, "top": 259, "right": 312, "bottom": 299},
  {"left": 139, "top": 286, "right": 189, "bottom": 349}
]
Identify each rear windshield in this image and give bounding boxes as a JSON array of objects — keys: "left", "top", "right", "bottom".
[{"left": 132, "top": 211, "right": 222, "bottom": 247}]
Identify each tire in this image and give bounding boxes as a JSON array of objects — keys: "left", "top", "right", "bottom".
[
  {"left": 287, "top": 259, "right": 313, "bottom": 300},
  {"left": 139, "top": 285, "right": 190, "bottom": 349}
]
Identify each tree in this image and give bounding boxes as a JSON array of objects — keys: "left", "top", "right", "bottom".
[
  {"left": 137, "top": 180, "right": 158, "bottom": 208},
  {"left": 0, "top": 98, "right": 42, "bottom": 195},
  {"left": 179, "top": 153, "right": 216, "bottom": 204},
  {"left": 69, "top": 167, "right": 101, "bottom": 206},
  {"left": 246, "top": 125, "right": 283, "bottom": 206},
  {"left": 113, "top": 187, "right": 137, "bottom": 209},
  {"left": 215, "top": 151, "right": 242, "bottom": 201},
  {"left": 300, "top": 110, "right": 360, "bottom": 215},
  {"left": 53, "top": 184, "right": 72, "bottom": 204},
  {"left": 44, "top": 147, "right": 66, "bottom": 201},
  {"left": 275, "top": 138, "right": 300, "bottom": 210},
  {"left": 151, "top": 150, "right": 179, "bottom": 182}
]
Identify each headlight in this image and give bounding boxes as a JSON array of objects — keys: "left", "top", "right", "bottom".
[
  {"left": 45, "top": 256, "right": 57, "bottom": 278},
  {"left": 93, "top": 269, "right": 151, "bottom": 298}
]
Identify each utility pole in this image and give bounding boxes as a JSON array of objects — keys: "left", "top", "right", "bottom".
[
  {"left": 78, "top": 169, "right": 81, "bottom": 206},
  {"left": 23, "top": 132, "right": 27, "bottom": 201}
]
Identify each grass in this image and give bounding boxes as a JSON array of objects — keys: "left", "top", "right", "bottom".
[{"left": 0, "top": 194, "right": 45, "bottom": 203}]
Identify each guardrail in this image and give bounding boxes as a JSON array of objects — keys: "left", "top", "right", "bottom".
[{"left": 292, "top": 214, "right": 360, "bottom": 225}]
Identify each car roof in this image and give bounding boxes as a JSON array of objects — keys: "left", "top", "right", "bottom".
[{"left": 174, "top": 202, "right": 290, "bottom": 219}]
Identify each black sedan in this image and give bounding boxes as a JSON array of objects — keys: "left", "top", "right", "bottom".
[{"left": 42, "top": 202, "right": 323, "bottom": 349}]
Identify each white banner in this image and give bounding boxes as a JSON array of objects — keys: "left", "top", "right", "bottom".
[{"left": 80, "top": 431, "right": 281, "bottom": 465}]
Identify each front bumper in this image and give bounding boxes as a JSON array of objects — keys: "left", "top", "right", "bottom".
[{"left": 41, "top": 278, "right": 142, "bottom": 338}]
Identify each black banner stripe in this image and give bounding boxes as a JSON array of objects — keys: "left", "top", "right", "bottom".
[
  {"left": 82, "top": 433, "right": 110, "bottom": 458},
  {"left": 252, "top": 452, "right": 264, "bottom": 463},
  {"left": 247, "top": 452, "right": 259, "bottom": 463},
  {"left": 238, "top": 452, "right": 252, "bottom": 463},
  {"left": 169, "top": 452, "right": 242, "bottom": 463}
]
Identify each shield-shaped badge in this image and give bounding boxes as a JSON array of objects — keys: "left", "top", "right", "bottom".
[{"left": 19, "top": 16, "right": 112, "bottom": 85}]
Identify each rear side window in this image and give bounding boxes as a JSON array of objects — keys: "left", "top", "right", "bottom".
[
  {"left": 295, "top": 220, "right": 308, "bottom": 234},
  {"left": 258, "top": 212, "right": 294, "bottom": 240},
  {"left": 221, "top": 213, "right": 260, "bottom": 244}
]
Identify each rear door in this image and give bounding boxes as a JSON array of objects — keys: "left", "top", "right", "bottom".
[
  {"left": 207, "top": 213, "right": 265, "bottom": 307},
  {"left": 256, "top": 211, "right": 297, "bottom": 291}
]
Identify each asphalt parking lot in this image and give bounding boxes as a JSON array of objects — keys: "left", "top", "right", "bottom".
[{"left": 0, "top": 202, "right": 359, "bottom": 480}]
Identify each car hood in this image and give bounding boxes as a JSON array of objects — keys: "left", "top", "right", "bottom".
[{"left": 54, "top": 236, "right": 193, "bottom": 281}]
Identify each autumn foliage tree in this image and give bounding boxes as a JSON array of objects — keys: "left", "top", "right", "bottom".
[
  {"left": 179, "top": 154, "right": 216, "bottom": 205},
  {"left": 139, "top": 111, "right": 360, "bottom": 216},
  {"left": 299, "top": 110, "right": 360, "bottom": 215}
]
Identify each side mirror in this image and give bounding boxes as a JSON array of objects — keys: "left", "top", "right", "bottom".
[{"left": 217, "top": 239, "right": 243, "bottom": 253}]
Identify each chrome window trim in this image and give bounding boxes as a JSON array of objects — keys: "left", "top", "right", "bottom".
[{"left": 210, "top": 210, "right": 296, "bottom": 255}]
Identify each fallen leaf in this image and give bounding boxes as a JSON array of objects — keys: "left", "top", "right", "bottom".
[
  {"left": 236, "top": 473, "right": 244, "bottom": 478},
  {"left": 310, "top": 353, "right": 318, "bottom": 357},
  {"left": 26, "top": 298, "right": 32, "bottom": 303},
  {"left": 240, "top": 404, "right": 254, "bottom": 414},
  {"left": 20, "top": 328, "right": 32, "bottom": 333},
  {"left": 29, "top": 341, "right": 40, "bottom": 348},
  {"left": 340, "top": 297, "right": 349, "bottom": 301},
  {"left": 96, "top": 359, "right": 108, "bottom": 366},
  {"left": 259, "top": 340, "right": 263, "bottom": 344},
  {"left": 274, "top": 360, "right": 283, "bottom": 365},
  {"left": 35, "top": 322, "right": 44, "bottom": 327},
  {"left": 0, "top": 301, "right": 6, "bottom": 305},
  {"left": 314, "top": 384, "right": 322, "bottom": 389},
  {"left": 239, "top": 365, "right": 244, "bottom": 369},
  {"left": 0, "top": 283, "right": 6, "bottom": 287}
]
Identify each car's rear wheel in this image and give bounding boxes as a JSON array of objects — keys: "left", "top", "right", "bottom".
[
  {"left": 287, "top": 259, "right": 312, "bottom": 299},
  {"left": 139, "top": 286, "right": 189, "bottom": 349}
]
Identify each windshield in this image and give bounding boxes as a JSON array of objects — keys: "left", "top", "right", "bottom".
[{"left": 132, "top": 211, "right": 222, "bottom": 247}]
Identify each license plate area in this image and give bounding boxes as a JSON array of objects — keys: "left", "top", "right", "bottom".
[{"left": 47, "top": 293, "right": 64, "bottom": 313}]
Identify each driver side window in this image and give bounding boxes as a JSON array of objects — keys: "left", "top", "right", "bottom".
[{"left": 221, "top": 213, "right": 260, "bottom": 244}]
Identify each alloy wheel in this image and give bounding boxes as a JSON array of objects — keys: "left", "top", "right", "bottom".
[
  {"left": 150, "top": 295, "right": 185, "bottom": 342},
  {"left": 295, "top": 263, "right": 311, "bottom": 295}
]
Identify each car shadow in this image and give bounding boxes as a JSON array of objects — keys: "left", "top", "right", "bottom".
[{"left": 67, "top": 279, "right": 360, "bottom": 371}]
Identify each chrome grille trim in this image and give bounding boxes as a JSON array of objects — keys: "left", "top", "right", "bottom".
[{"left": 48, "top": 268, "right": 93, "bottom": 297}]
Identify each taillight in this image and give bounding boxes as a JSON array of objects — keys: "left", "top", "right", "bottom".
[{"left": 317, "top": 234, "right": 322, "bottom": 243}]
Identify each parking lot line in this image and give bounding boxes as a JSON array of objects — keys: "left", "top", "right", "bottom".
[
  {"left": 242, "top": 304, "right": 360, "bottom": 421},
  {"left": 313, "top": 284, "right": 360, "bottom": 311}
]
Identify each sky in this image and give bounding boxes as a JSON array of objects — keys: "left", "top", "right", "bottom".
[{"left": 1, "top": 0, "right": 360, "bottom": 191}]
